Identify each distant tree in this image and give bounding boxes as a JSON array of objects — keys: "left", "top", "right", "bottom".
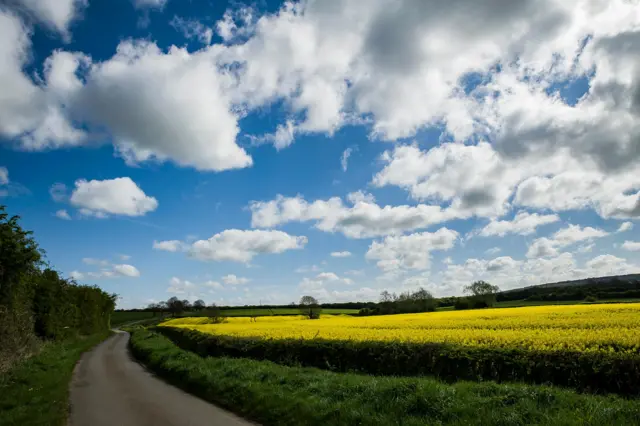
[
  {"left": 167, "top": 297, "right": 184, "bottom": 317},
  {"left": 193, "top": 299, "right": 206, "bottom": 311},
  {"left": 299, "top": 295, "right": 322, "bottom": 319},
  {"left": 464, "top": 280, "right": 500, "bottom": 307},
  {"left": 410, "top": 287, "right": 436, "bottom": 312},
  {"left": 380, "top": 290, "right": 393, "bottom": 303},
  {"left": 182, "top": 299, "right": 192, "bottom": 312},
  {"left": 205, "top": 302, "right": 225, "bottom": 323}
]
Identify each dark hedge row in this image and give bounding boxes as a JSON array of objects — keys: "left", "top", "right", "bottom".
[
  {"left": 1, "top": 206, "right": 116, "bottom": 370},
  {"left": 156, "top": 326, "right": 640, "bottom": 396}
]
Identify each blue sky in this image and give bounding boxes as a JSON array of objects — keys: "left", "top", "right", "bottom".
[{"left": 1, "top": 0, "right": 639, "bottom": 308}]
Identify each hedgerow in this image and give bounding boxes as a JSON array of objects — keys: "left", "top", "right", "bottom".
[{"left": 155, "top": 326, "right": 640, "bottom": 396}]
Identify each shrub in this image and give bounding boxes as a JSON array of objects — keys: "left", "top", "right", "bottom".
[
  {"left": 454, "top": 297, "right": 471, "bottom": 310},
  {"left": 584, "top": 295, "right": 598, "bottom": 303},
  {"left": 155, "top": 326, "right": 640, "bottom": 396}
]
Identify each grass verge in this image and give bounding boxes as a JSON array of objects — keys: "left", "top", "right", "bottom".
[
  {"left": 155, "top": 326, "right": 640, "bottom": 396},
  {"left": 0, "top": 332, "right": 110, "bottom": 426},
  {"left": 129, "top": 328, "right": 640, "bottom": 426}
]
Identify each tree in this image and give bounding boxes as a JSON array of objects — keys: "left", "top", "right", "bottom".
[
  {"left": 193, "top": 299, "right": 206, "bottom": 311},
  {"left": 464, "top": 280, "right": 500, "bottom": 307},
  {"left": 167, "top": 297, "right": 184, "bottom": 317},
  {"left": 299, "top": 295, "right": 321, "bottom": 319}
]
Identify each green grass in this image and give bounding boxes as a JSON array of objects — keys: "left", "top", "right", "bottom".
[
  {"left": 0, "top": 332, "right": 110, "bottom": 426},
  {"left": 130, "top": 329, "right": 640, "bottom": 426},
  {"left": 111, "top": 310, "right": 157, "bottom": 326}
]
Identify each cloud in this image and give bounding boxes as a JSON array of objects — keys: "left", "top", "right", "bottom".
[
  {"left": 366, "top": 228, "right": 459, "bottom": 272},
  {"left": 112, "top": 264, "right": 140, "bottom": 277},
  {"left": 485, "top": 247, "right": 501, "bottom": 256},
  {"left": 49, "top": 183, "right": 68, "bottom": 202},
  {"left": 526, "top": 225, "right": 609, "bottom": 258},
  {"left": 204, "top": 280, "right": 223, "bottom": 290},
  {"left": 133, "top": 0, "right": 167, "bottom": 9},
  {"left": 82, "top": 257, "right": 109, "bottom": 266},
  {"left": 435, "top": 252, "right": 640, "bottom": 297},
  {"left": 299, "top": 272, "right": 354, "bottom": 292},
  {"left": 70, "top": 177, "right": 158, "bottom": 217},
  {"left": 222, "top": 274, "right": 250, "bottom": 285},
  {"left": 76, "top": 261, "right": 141, "bottom": 280},
  {"left": 153, "top": 240, "right": 185, "bottom": 252},
  {"left": 170, "top": 16, "right": 213, "bottom": 45},
  {"left": 618, "top": 222, "right": 634, "bottom": 233},
  {"left": 330, "top": 251, "right": 351, "bottom": 258},
  {"left": 0, "top": 167, "right": 8, "bottom": 185},
  {"left": 250, "top": 194, "right": 454, "bottom": 239},
  {"left": 346, "top": 191, "right": 375, "bottom": 205},
  {"left": 118, "top": 254, "right": 131, "bottom": 261},
  {"left": 13, "top": 0, "right": 86, "bottom": 39},
  {"left": 74, "top": 41, "right": 252, "bottom": 172},
  {"left": 479, "top": 211, "right": 559, "bottom": 237},
  {"left": 189, "top": 229, "right": 307, "bottom": 263},
  {"left": 622, "top": 241, "right": 640, "bottom": 252},
  {"left": 341, "top": 148, "right": 353, "bottom": 172},
  {"left": 167, "top": 277, "right": 196, "bottom": 294},
  {"left": 295, "top": 265, "right": 321, "bottom": 274},
  {"left": 69, "top": 270, "right": 84, "bottom": 280},
  {"left": 55, "top": 209, "right": 71, "bottom": 220}
]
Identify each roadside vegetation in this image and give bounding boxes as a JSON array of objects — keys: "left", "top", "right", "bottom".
[
  {"left": 0, "top": 205, "right": 115, "bottom": 425},
  {"left": 158, "top": 303, "right": 640, "bottom": 396},
  {"left": 130, "top": 328, "right": 640, "bottom": 426},
  {"left": 0, "top": 332, "right": 110, "bottom": 426}
]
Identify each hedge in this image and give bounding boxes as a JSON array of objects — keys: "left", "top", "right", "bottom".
[{"left": 155, "top": 326, "right": 640, "bottom": 396}]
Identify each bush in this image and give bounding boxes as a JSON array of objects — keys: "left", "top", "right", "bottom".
[
  {"left": 0, "top": 205, "right": 115, "bottom": 370},
  {"left": 130, "top": 329, "right": 640, "bottom": 426},
  {"left": 155, "top": 326, "right": 640, "bottom": 396},
  {"left": 584, "top": 295, "right": 598, "bottom": 303},
  {"left": 454, "top": 297, "right": 471, "bottom": 310}
]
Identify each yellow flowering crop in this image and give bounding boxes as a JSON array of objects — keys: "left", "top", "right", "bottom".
[{"left": 161, "top": 303, "right": 640, "bottom": 353}]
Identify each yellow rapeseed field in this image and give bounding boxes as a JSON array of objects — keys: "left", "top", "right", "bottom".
[{"left": 160, "top": 303, "right": 640, "bottom": 353}]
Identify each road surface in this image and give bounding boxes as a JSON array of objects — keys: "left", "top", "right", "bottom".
[{"left": 68, "top": 330, "right": 254, "bottom": 426}]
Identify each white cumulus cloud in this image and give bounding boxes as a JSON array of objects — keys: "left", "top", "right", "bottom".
[
  {"left": 70, "top": 177, "right": 158, "bottom": 217},
  {"left": 189, "top": 229, "right": 307, "bottom": 263}
]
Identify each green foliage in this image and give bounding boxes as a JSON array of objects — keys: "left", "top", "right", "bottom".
[
  {"left": 299, "top": 295, "right": 322, "bottom": 319},
  {"left": 130, "top": 329, "right": 640, "bottom": 426},
  {"left": 156, "top": 326, "right": 640, "bottom": 396},
  {"left": 0, "top": 332, "right": 110, "bottom": 426},
  {"left": 360, "top": 288, "right": 437, "bottom": 316},
  {"left": 496, "top": 277, "right": 640, "bottom": 303},
  {"left": 454, "top": 297, "right": 471, "bottom": 310},
  {"left": 464, "top": 280, "right": 500, "bottom": 307},
  {"left": 0, "top": 205, "right": 116, "bottom": 370}
]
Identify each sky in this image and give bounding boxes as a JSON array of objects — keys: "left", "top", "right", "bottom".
[{"left": 1, "top": 0, "right": 640, "bottom": 309}]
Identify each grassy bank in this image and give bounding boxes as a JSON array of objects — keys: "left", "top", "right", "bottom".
[
  {"left": 129, "top": 329, "right": 640, "bottom": 426},
  {"left": 155, "top": 325, "right": 640, "bottom": 396},
  {"left": 0, "top": 332, "right": 110, "bottom": 426}
]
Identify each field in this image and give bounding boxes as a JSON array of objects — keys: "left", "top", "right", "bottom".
[
  {"left": 161, "top": 304, "right": 640, "bottom": 353},
  {"left": 219, "top": 308, "right": 359, "bottom": 316},
  {"left": 156, "top": 304, "right": 640, "bottom": 395},
  {"left": 111, "top": 308, "right": 358, "bottom": 326},
  {"left": 129, "top": 328, "right": 640, "bottom": 425}
]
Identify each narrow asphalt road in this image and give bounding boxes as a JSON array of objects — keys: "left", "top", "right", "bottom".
[{"left": 68, "top": 331, "right": 254, "bottom": 426}]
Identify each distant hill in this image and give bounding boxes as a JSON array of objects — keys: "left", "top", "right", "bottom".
[
  {"left": 501, "top": 274, "right": 640, "bottom": 293},
  {"left": 497, "top": 274, "right": 640, "bottom": 303}
]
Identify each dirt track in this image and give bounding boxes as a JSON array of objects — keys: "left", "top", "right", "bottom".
[{"left": 68, "top": 331, "right": 253, "bottom": 426}]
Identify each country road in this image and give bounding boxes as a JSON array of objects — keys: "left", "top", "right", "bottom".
[{"left": 68, "top": 331, "right": 254, "bottom": 426}]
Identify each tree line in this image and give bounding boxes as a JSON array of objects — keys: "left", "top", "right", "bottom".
[{"left": 0, "top": 206, "right": 116, "bottom": 371}]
